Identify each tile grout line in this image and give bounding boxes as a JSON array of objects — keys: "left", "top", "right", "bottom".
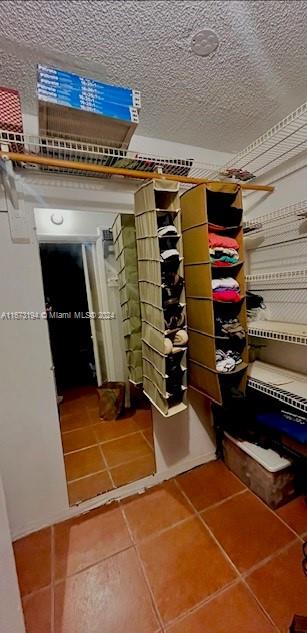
[
  {"left": 240, "top": 578, "right": 282, "bottom": 633},
  {"left": 96, "top": 442, "right": 117, "bottom": 491},
  {"left": 120, "top": 504, "right": 166, "bottom": 633},
  {"left": 245, "top": 484, "right": 306, "bottom": 543},
  {"left": 174, "top": 478, "right": 285, "bottom": 631},
  {"left": 62, "top": 428, "right": 145, "bottom": 449},
  {"left": 140, "top": 429, "right": 154, "bottom": 451},
  {"left": 20, "top": 458, "right": 304, "bottom": 631},
  {"left": 119, "top": 487, "right": 246, "bottom": 629},
  {"left": 198, "top": 512, "right": 285, "bottom": 633},
  {"left": 97, "top": 441, "right": 108, "bottom": 471},
  {"left": 53, "top": 543, "right": 134, "bottom": 587},
  {"left": 66, "top": 467, "right": 107, "bottom": 484},
  {"left": 176, "top": 473, "right": 304, "bottom": 543},
  {"left": 241, "top": 538, "right": 300, "bottom": 579},
  {"left": 173, "top": 475, "right": 248, "bottom": 514},
  {"left": 101, "top": 448, "right": 154, "bottom": 472},
  {"left": 63, "top": 441, "right": 98, "bottom": 455},
  {"left": 21, "top": 582, "right": 53, "bottom": 602},
  {"left": 163, "top": 577, "right": 242, "bottom": 630},
  {"left": 175, "top": 482, "right": 243, "bottom": 577},
  {"left": 50, "top": 525, "right": 55, "bottom": 633}
]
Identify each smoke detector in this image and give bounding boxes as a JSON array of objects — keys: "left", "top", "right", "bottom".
[{"left": 191, "top": 29, "right": 219, "bottom": 57}]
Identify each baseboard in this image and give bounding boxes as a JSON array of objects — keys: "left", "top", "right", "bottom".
[{"left": 12, "top": 451, "right": 216, "bottom": 540}]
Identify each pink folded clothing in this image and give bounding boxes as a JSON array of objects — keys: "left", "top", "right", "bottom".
[
  {"left": 209, "top": 232, "right": 239, "bottom": 250},
  {"left": 213, "top": 289, "right": 242, "bottom": 302},
  {"left": 211, "top": 260, "right": 232, "bottom": 267}
]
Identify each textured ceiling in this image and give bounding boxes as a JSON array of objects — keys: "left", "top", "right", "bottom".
[{"left": 1, "top": 0, "right": 307, "bottom": 151}]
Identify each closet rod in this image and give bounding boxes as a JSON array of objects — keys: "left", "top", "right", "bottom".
[{"left": 0, "top": 151, "right": 274, "bottom": 192}]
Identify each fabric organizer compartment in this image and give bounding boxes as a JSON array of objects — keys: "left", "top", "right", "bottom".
[
  {"left": 135, "top": 179, "right": 188, "bottom": 417},
  {"left": 181, "top": 182, "right": 248, "bottom": 405},
  {"left": 112, "top": 213, "right": 142, "bottom": 385}
]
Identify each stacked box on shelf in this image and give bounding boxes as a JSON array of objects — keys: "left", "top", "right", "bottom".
[
  {"left": 37, "top": 65, "right": 141, "bottom": 109},
  {"left": 37, "top": 65, "right": 140, "bottom": 147},
  {"left": 134, "top": 180, "right": 188, "bottom": 417},
  {"left": 112, "top": 214, "right": 142, "bottom": 385},
  {"left": 181, "top": 183, "right": 248, "bottom": 405}
]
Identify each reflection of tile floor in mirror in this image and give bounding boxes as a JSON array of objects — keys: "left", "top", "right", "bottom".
[
  {"left": 59, "top": 387, "right": 156, "bottom": 505},
  {"left": 14, "top": 461, "right": 307, "bottom": 633}
]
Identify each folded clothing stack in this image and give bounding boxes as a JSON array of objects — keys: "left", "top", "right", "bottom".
[
  {"left": 209, "top": 233, "right": 240, "bottom": 267},
  {"left": 212, "top": 277, "right": 241, "bottom": 303},
  {"left": 215, "top": 317, "right": 245, "bottom": 340},
  {"left": 216, "top": 349, "right": 242, "bottom": 372}
]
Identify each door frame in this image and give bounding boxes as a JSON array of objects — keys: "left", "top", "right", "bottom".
[{"left": 81, "top": 243, "right": 103, "bottom": 386}]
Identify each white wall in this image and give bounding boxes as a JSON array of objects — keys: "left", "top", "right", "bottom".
[
  {"left": 153, "top": 389, "right": 215, "bottom": 476},
  {"left": 129, "top": 134, "right": 232, "bottom": 166},
  {"left": 0, "top": 210, "right": 69, "bottom": 536},
  {"left": 0, "top": 475, "right": 25, "bottom": 633},
  {"left": 35, "top": 208, "right": 121, "bottom": 240}
]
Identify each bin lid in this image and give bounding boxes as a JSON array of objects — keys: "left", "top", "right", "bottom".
[{"left": 225, "top": 432, "right": 292, "bottom": 472}]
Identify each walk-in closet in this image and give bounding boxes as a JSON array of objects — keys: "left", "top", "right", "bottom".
[{"left": 0, "top": 2, "right": 306, "bottom": 633}]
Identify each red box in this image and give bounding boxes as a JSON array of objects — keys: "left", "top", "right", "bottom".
[{"left": 0, "top": 87, "right": 23, "bottom": 133}]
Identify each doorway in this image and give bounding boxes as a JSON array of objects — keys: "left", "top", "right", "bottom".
[{"left": 39, "top": 243, "right": 97, "bottom": 392}]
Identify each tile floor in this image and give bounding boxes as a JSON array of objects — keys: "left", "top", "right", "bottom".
[
  {"left": 59, "top": 387, "right": 156, "bottom": 505},
  {"left": 14, "top": 461, "right": 307, "bottom": 633}
]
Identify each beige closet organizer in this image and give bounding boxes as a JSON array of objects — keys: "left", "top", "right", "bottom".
[
  {"left": 134, "top": 179, "right": 188, "bottom": 417},
  {"left": 181, "top": 182, "right": 248, "bottom": 404},
  {"left": 112, "top": 214, "right": 142, "bottom": 385}
]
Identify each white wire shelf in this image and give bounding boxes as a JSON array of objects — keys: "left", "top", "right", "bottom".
[
  {"left": 0, "top": 129, "right": 219, "bottom": 181},
  {"left": 248, "top": 361, "right": 307, "bottom": 412},
  {"left": 248, "top": 320, "right": 307, "bottom": 345},
  {"left": 243, "top": 200, "right": 307, "bottom": 229},
  {"left": 209, "top": 101, "right": 307, "bottom": 180},
  {"left": 246, "top": 269, "right": 307, "bottom": 283}
]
